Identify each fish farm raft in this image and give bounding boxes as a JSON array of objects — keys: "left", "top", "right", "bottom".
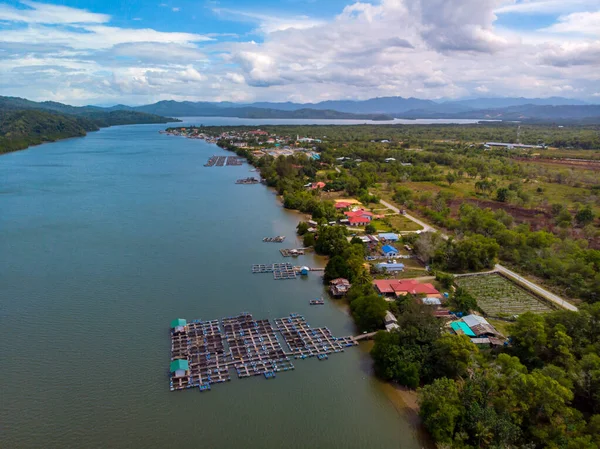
[
  {"left": 169, "top": 313, "right": 358, "bottom": 392},
  {"left": 204, "top": 155, "right": 244, "bottom": 167}
]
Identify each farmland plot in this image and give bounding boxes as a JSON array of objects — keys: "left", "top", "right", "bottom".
[{"left": 455, "top": 273, "right": 553, "bottom": 317}]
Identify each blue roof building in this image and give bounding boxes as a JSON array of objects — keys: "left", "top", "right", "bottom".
[
  {"left": 378, "top": 233, "right": 399, "bottom": 241},
  {"left": 375, "top": 262, "right": 405, "bottom": 272},
  {"left": 381, "top": 245, "right": 399, "bottom": 256}
]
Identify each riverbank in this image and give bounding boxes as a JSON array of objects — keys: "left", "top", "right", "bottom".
[
  {"left": 187, "top": 128, "right": 434, "bottom": 442},
  {"left": 1, "top": 122, "right": 429, "bottom": 449}
]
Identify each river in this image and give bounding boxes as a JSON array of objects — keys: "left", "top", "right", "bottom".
[{"left": 0, "top": 120, "right": 428, "bottom": 449}]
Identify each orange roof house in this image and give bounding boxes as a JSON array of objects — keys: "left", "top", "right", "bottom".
[{"left": 373, "top": 279, "right": 441, "bottom": 298}]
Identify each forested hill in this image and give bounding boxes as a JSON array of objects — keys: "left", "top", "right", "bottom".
[{"left": 0, "top": 96, "right": 179, "bottom": 155}]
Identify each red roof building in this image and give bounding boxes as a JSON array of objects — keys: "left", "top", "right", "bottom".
[
  {"left": 311, "top": 182, "right": 326, "bottom": 190},
  {"left": 373, "top": 279, "right": 441, "bottom": 297},
  {"left": 335, "top": 202, "right": 352, "bottom": 209},
  {"left": 348, "top": 216, "right": 370, "bottom": 226}
]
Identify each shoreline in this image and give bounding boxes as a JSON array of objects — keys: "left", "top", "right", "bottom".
[{"left": 195, "top": 129, "right": 433, "bottom": 443}]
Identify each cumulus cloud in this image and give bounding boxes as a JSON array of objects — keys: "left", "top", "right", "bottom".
[
  {"left": 541, "top": 11, "right": 600, "bottom": 36},
  {"left": 0, "top": 0, "right": 598, "bottom": 104}
]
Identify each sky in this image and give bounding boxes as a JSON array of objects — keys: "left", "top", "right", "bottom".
[{"left": 0, "top": 0, "right": 599, "bottom": 105}]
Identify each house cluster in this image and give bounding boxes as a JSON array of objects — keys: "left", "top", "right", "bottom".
[{"left": 449, "top": 314, "right": 504, "bottom": 348}]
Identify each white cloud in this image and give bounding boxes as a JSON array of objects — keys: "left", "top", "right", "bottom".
[
  {"left": 0, "top": 0, "right": 109, "bottom": 24},
  {"left": 540, "top": 11, "right": 600, "bottom": 36},
  {"left": 172, "top": 7, "right": 180, "bottom": 12},
  {"left": 0, "top": 0, "right": 598, "bottom": 104},
  {"left": 212, "top": 8, "right": 325, "bottom": 33},
  {"left": 495, "top": 0, "right": 598, "bottom": 15}
]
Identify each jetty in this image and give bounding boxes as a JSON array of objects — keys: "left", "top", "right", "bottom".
[{"left": 169, "top": 313, "right": 358, "bottom": 393}]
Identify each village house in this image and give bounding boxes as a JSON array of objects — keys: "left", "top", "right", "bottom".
[
  {"left": 348, "top": 216, "right": 370, "bottom": 226},
  {"left": 329, "top": 278, "right": 351, "bottom": 297},
  {"left": 373, "top": 279, "right": 441, "bottom": 299},
  {"left": 335, "top": 201, "right": 353, "bottom": 209},
  {"left": 378, "top": 233, "right": 399, "bottom": 242},
  {"left": 375, "top": 261, "right": 405, "bottom": 272},
  {"left": 384, "top": 311, "right": 399, "bottom": 332},
  {"left": 344, "top": 209, "right": 374, "bottom": 221},
  {"left": 381, "top": 244, "right": 399, "bottom": 257}
]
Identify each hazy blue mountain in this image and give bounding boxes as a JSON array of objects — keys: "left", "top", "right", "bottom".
[
  {"left": 443, "top": 97, "right": 589, "bottom": 110},
  {"left": 398, "top": 104, "right": 600, "bottom": 123}
]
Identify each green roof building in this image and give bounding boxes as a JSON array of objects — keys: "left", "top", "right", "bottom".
[
  {"left": 451, "top": 321, "right": 476, "bottom": 338},
  {"left": 170, "top": 359, "right": 189, "bottom": 377},
  {"left": 170, "top": 318, "right": 187, "bottom": 329}
]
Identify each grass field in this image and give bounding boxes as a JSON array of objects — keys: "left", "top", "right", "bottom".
[{"left": 455, "top": 273, "right": 553, "bottom": 317}]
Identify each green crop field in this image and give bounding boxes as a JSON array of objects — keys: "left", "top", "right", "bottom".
[{"left": 456, "top": 273, "right": 553, "bottom": 317}]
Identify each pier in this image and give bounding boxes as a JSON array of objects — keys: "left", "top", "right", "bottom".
[{"left": 169, "top": 313, "right": 358, "bottom": 392}]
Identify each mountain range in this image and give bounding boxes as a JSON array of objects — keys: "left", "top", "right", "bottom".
[{"left": 100, "top": 96, "right": 599, "bottom": 123}]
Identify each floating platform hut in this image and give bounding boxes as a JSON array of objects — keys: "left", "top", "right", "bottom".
[
  {"left": 263, "top": 236, "right": 285, "bottom": 243},
  {"left": 236, "top": 177, "right": 259, "bottom": 184},
  {"left": 280, "top": 248, "right": 305, "bottom": 257},
  {"left": 169, "top": 313, "right": 357, "bottom": 392}
]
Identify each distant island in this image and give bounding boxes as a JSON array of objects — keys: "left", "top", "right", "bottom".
[{"left": 0, "top": 96, "right": 180, "bottom": 154}]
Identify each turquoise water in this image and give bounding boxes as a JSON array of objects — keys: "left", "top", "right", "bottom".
[{"left": 0, "top": 122, "right": 426, "bottom": 449}]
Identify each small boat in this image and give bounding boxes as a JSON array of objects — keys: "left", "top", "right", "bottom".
[{"left": 310, "top": 298, "right": 325, "bottom": 305}]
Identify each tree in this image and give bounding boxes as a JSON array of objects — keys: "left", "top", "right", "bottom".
[
  {"left": 496, "top": 187, "right": 509, "bottom": 202},
  {"left": 365, "top": 223, "right": 376, "bottom": 234},
  {"left": 324, "top": 255, "right": 352, "bottom": 282},
  {"left": 576, "top": 206, "right": 595, "bottom": 227},
  {"left": 350, "top": 294, "right": 388, "bottom": 332},
  {"left": 419, "top": 378, "right": 462, "bottom": 444},
  {"left": 509, "top": 313, "right": 548, "bottom": 369},
  {"left": 450, "top": 287, "right": 479, "bottom": 314},
  {"left": 413, "top": 232, "right": 445, "bottom": 264},
  {"left": 430, "top": 334, "right": 480, "bottom": 380},
  {"left": 296, "top": 221, "right": 309, "bottom": 235},
  {"left": 314, "top": 225, "right": 349, "bottom": 256},
  {"left": 302, "top": 232, "right": 315, "bottom": 247},
  {"left": 446, "top": 172, "right": 457, "bottom": 186},
  {"left": 371, "top": 331, "right": 422, "bottom": 388}
]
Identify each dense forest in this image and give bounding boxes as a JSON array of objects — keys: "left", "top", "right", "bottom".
[
  {"left": 373, "top": 304, "right": 600, "bottom": 448},
  {"left": 0, "top": 96, "right": 179, "bottom": 154}
]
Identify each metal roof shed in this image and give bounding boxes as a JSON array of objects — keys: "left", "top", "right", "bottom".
[
  {"left": 170, "top": 359, "right": 189, "bottom": 378},
  {"left": 462, "top": 314, "right": 489, "bottom": 328},
  {"left": 451, "top": 321, "right": 476, "bottom": 337},
  {"left": 170, "top": 318, "right": 187, "bottom": 328}
]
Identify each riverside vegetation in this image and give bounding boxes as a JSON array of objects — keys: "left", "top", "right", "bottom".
[
  {"left": 0, "top": 96, "right": 179, "bottom": 154},
  {"left": 172, "top": 123, "right": 600, "bottom": 448}
]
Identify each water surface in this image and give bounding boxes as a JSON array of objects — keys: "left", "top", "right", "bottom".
[{"left": 0, "top": 123, "right": 427, "bottom": 449}]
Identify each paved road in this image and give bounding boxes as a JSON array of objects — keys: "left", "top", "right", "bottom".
[
  {"left": 494, "top": 264, "right": 578, "bottom": 311},
  {"left": 377, "top": 197, "right": 578, "bottom": 312},
  {"left": 378, "top": 198, "right": 436, "bottom": 233}
]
